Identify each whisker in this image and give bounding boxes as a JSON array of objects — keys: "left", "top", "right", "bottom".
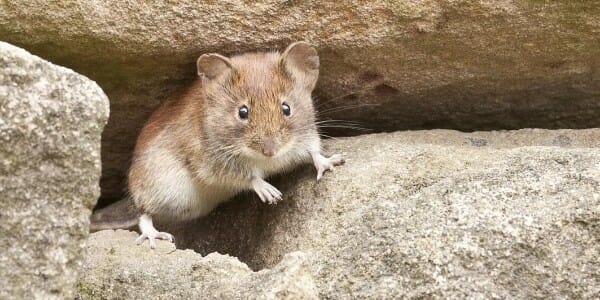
[
  {"left": 317, "top": 133, "right": 341, "bottom": 141},
  {"left": 315, "top": 119, "right": 365, "bottom": 126},
  {"left": 316, "top": 103, "right": 380, "bottom": 116},
  {"left": 317, "top": 124, "right": 371, "bottom": 132},
  {"left": 314, "top": 91, "right": 364, "bottom": 108}
]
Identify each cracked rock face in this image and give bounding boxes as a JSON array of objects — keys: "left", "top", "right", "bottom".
[
  {"left": 80, "top": 129, "right": 600, "bottom": 299},
  {"left": 0, "top": 42, "right": 109, "bottom": 299},
  {"left": 1, "top": 1, "right": 599, "bottom": 204}
]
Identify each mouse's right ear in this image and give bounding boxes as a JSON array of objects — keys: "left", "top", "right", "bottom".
[{"left": 197, "top": 53, "right": 232, "bottom": 83}]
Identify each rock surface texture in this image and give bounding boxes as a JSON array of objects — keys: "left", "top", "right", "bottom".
[
  {"left": 1, "top": 1, "right": 599, "bottom": 203},
  {"left": 0, "top": 42, "right": 109, "bottom": 299},
  {"left": 81, "top": 129, "right": 600, "bottom": 299},
  {"left": 78, "top": 230, "right": 318, "bottom": 299}
]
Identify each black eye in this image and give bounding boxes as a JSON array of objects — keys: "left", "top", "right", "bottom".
[
  {"left": 238, "top": 105, "right": 249, "bottom": 120},
  {"left": 282, "top": 102, "right": 291, "bottom": 116}
]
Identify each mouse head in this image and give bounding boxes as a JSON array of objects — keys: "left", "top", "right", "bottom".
[{"left": 198, "top": 42, "right": 319, "bottom": 162}]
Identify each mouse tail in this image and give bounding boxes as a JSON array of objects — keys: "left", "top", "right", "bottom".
[{"left": 89, "top": 197, "right": 139, "bottom": 232}]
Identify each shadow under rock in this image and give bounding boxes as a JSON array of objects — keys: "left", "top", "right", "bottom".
[{"left": 163, "top": 165, "right": 315, "bottom": 271}]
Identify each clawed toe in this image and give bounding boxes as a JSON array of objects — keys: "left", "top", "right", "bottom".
[
  {"left": 157, "top": 232, "right": 174, "bottom": 242},
  {"left": 261, "top": 185, "right": 282, "bottom": 204},
  {"left": 135, "top": 231, "right": 174, "bottom": 249},
  {"left": 135, "top": 233, "right": 147, "bottom": 245},
  {"left": 329, "top": 154, "right": 345, "bottom": 166}
]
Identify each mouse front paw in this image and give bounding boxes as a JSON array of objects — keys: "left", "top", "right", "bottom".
[
  {"left": 252, "top": 177, "right": 283, "bottom": 204},
  {"left": 312, "top": 152, "right": 345, "bottom": 181}
]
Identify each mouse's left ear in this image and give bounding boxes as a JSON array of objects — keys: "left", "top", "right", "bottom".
[{"left": 281, "top": 42, "right": 319, "bottom": 89}]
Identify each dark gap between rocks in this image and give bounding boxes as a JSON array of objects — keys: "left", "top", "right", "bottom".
[{"left": 95, "top": 69, "right": 600, "bottom": 209}]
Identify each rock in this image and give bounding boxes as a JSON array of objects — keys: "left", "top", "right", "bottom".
[
  {"left": 82, "top": 129, "right": 600, "bottom": 299},
  {"left": 77, "top": 230, "right": 318, "bottom": 299},
  {"left": 0, "top": 42, "right": 109, "bottom": 299},
  {"left": 1, "top": 1, "right": 599, "bottom": 203}
]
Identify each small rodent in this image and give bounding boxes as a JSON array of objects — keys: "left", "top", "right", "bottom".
[{"left": 128, "top": 42, "right": 344, "bottom": 248}]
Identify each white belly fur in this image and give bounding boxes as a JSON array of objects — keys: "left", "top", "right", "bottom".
[{"left": 138, "top": 145, "right": 239, "bottom": 222}]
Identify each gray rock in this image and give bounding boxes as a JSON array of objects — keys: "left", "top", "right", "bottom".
[
  {"left": 82, "top": 129, "right": 600, "bottom": 299},
  {"left": 1, "top": 1, "right": 599, "bottom": 202},
  {"left": 0, "top": 42, "right": 109, "bottom": 299}
]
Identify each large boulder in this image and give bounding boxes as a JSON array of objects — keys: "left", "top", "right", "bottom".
[
  {"left": 1, "top": 1, "right": 599, "bottom": 203},
  {"left": 0, "top": 42, "right": 109, "bottom": 299},
  {"left": 81, "top": 129, "right": 600, "bottom": 299}
]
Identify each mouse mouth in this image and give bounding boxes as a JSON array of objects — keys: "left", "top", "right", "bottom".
[
  {"left": 262, "top": 149, "right": 276, "bottom": 157},
  {"left": 240, "top": 146, "right": 275, "bottom": 161},
  {"left": 259, "top": 147, "right": 279, "bottom": 159},
  {"left": 242, "top": 138, "right": 295, "bottom": 161},
  {"left": 242, "top": 145, "right": 286, "bottom": 161},
  {"left": 261, "top": 137, "right": 277, "bottom": 157}
]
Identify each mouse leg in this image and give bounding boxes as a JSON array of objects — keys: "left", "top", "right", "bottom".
[
  {"left": 311, "top": 152, "right": 345, "bottom": 180},
  {"left": 251, "top": 176, "right": 283, "bottom": 204},
  {"left": 135, "top": 214, "right": 174, "bottom": 249}
]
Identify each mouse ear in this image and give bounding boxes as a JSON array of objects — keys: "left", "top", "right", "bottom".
[
  {"left": 281, "top": 42, "right": 319, "bottom": 88},
  {"left": 197, "top": 53, "right": 233, "bottom": 82}
]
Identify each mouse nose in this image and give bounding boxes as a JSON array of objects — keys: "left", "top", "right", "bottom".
[{"left": 262, "top": 137, "right": 275, "bottom": 157}]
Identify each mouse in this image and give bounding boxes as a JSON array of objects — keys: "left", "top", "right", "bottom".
[{"left": 125, "top": 41, "right": 344, "bottom": 248}]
